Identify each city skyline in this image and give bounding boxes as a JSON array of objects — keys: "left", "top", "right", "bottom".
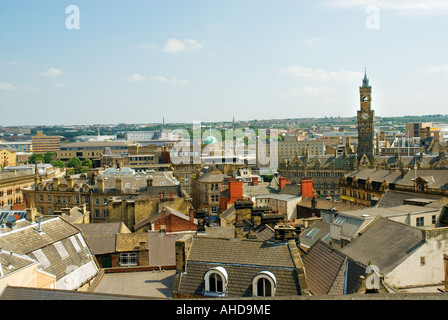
[{"left": 1, "top": 0, "right": 447, "bottom": 126}]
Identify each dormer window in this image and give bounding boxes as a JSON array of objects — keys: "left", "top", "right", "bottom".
[
  {"left": 252, "top": 271, "right": 277, "bottom": 297},
  {"left": 204, "top": 267, "right": 228, "bottom": 297}
]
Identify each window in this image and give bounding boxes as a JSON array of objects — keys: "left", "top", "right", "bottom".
[
  {"left": 120, "top": 253, "right": 138, "bottom": 267},
  {"left": 252, "top": 271, "right": 276, "bottom": 297},
  {"left": 416, "top": 217, "right": 424, "bottom": 227},
  {"left": 54, "top": 241, "right": 69, "bottom": 259},
  {"left": 204, "top": 267, "right": 228, "bottom": 296},
  {"left": 32, "top": 249, "right": 51, "bottom": 267},
  {"left": 420, "top": 256, "right": 426, "bottom": 266},
  {"left": 432, "top": 215, "right": 436, "bottom": 225},
  {"left": 70, "top": 235, "right": 82, "bottom": 252}
]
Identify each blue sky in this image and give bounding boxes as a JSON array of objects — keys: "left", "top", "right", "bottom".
[{"left": 1, "top": 0, "right": 447, "bottom": 126}]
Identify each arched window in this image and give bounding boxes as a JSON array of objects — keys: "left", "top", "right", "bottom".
[
  {"left": 252, "top": 271, "right": 276, "bottom": 297},
  {"left": 204, "top": 267, "right": 228, "bottom": 297}
]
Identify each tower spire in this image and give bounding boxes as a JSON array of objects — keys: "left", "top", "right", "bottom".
[{"left": 362, "top": 68, "right": 370, "bottom": 88}]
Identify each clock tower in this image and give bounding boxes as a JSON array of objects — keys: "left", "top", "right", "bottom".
[{"left": 357, "top": 70, "right": 375, "bottom": 162}]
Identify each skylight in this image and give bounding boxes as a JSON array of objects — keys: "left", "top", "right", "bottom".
[{"left": 305, "top": 228, "right": 320, "bottom": 239}]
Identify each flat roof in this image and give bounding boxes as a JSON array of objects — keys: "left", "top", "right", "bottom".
[
  {"left": 338, "top": 204, "right": 440, "bottom": 219},
  {"left": 91, "top": 269, "right": 176, "bottom": 298}
]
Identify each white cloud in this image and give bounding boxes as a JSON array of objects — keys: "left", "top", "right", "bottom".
[
  {"left": 39, "top": 68, "right": 63, "bottom": 77},
  {"left": 151, "top": 75, "right": 188, "bottom": 86},
  {"left": 0, "top": 82, "right": 40, "bottom": 92},
  {"left": 305, "top": 37, "right": 321, "bottom": 46},
  {"left": 280, "top": 65, "right": 362, "bottom": 82},
  {"left": 163, "top": 38, "right": 202, "bottom": 53},
  {"left": 151, "top": 76, "right": 169, "bottom": 83},
  {"left": 139, "top": 43, "right": 158, "bottom": 51},
  {"left": 281, "top": 86, "right": 338, "bottom": 97},
  {"left": 54, "top": 83, "right": 67, "bottom": 87},
  {"left": 326, "top": 0, "right": 448, "bottom": 16},
  {"left": 125, "top": 74, "right": 147, "bottom": 83},
  {"left": 421, "top": 65, "right": 448, "bottom": 74},
  {"left": 0, "top": 82, "right": 17, "bottom": 91}
]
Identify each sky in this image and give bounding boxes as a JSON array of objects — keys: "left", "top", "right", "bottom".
[{"left": 1, "top": 0, "right": 448, "bottom": 126}]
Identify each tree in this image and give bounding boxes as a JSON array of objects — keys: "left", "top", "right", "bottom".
[
  {"left": 30, "top": 154, "right": 45, "bottom": 164},
  {"left": 50, "top": 159, "right": 65, "bottom": 168},
  {"left": 67, "top": 157, "right": 82, "bottom": 168},
  {"left": 82, "top": 158, "right": 93, "bottom": 168},
  {"left": 43, "top": 152, "right": 56, "bottom": 163}
]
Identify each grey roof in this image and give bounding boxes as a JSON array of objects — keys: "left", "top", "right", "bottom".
[
  {"left": 331, "top": 213, "right": 375, "bottom": 241},
  {"left": 338, "top": 204, "right": 441, "bottom": 220},
  {"left": 298, "top": 197, "right": 359, "bottom": 212},
  {"left": 77, "top": 222, "right": 127, "bottom": 236},
  {"left": 242, "top": 182, "right": 279, "bottom": 197},
  {"left": 302, "top": 240, "right": 366, "bottom": 295},
  {"left": 38, "top": 171, "right": 181, "bottom": 196},
  {"left": 397, "top": 169, "right": 448, "bottom": 190},
  {"left": 340, "top": 218, "right": 424, "bottom": 274},
  {"left": 148, "top": 231, "right": 195, "bottom": 267},
  {"left": 77, "top": 222, "right": 128, "bottom": 255},
  {"left": 345, "top": 168, "right": 403, "bottom": 184},
  {"left": 0, "top": 217, "right": 98, "bottom": 289},
  {"left": 0, "top": 250, "right": 37, "bottom": 279},
  {"left": 177, "top": 236, "right": 304, "bottom": 297},
  {"left": 199, "top": 172, "right": 226, "bottom": 183},
  {"left": 256, "top": 193, "right": 301, "bottom": 201},
  {"left": 377, "top": 189, "right": 442, "bottom": 208},
  {"left": 280, "top": 184, "right": 302, "bottom": 196},
  {"left": 0, "top": 285, "right": 148, "bottom": 300},
  {"left": 299, "top": 220, "right": 331, "bottom": 249}
]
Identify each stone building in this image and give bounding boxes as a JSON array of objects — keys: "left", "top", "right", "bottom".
[
  {"left": 0, "top": 145, "right": 16, "bottom": 168},
  {"left": 22, "top": 166, "right": 186, "bottom": 228}
]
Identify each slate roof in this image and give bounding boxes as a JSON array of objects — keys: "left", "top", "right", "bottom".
[
  {"left": 177, "top": 237, "right": 304, "bottom": 297},
  {"left": 298, "top": 197, "right": 358, "bottom": 212},
  {"left": 377, "top": 189, "right": 442, "bottom": 208},
  {"left": 345, "top": 168, "right": 403, "bottom": 184},
  {"left": 397, "top": 169, "right": 448, "bottom": 190},
  {"left": 0, "top": 286, "right": 148, "bottom": 300},
  {"left": 0, "top": 250, "right": 38, "bottom": 279},
  {"left": 340, "top": 218, "right": 424, "bottom": 274},
  {"left": 280, "top": 184, "right": 302, "bottom": 196},
  {"left": 77, "top": 222, "right": 129, "bottom": 255},
  {"left": 199, "top": 171, "right": 226, "bottom": 183},
  {"left": 0, "top": 217, "right": 98, "bottom": 290},
  {"left": 299, "top": 220, "right": 331, "bottom": 250},
  {"left": 302, "top": 240, "right": 366, "bottom": 295},
  {"left": 36, "top": 170, "right": 182, "bottom": 196}
]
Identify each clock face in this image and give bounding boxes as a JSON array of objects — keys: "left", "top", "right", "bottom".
[
  {"left": 363, "top": 96, "right": 369, "bottom": 102},
  {"left": 361, "top": 113, "right": 369, "bottom": 120}
]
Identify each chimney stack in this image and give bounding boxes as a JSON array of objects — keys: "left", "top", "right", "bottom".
[
  {"left": 98, "top": 175, "right": 104, "bottom": 192},
  {"left": 116, "top": 178, "right": 123, "bottom": 193},
  {"left": 274, "top": 223, "right": 299, "bottom": 243},
  {"left": 278, "top": 177, "right": 288, "bottom": 191},
  {"left": 66, "top": 176, "right": 74, "bottom": 190},
  {"left": 53, "top": 177, "right": 60, "bottom": 190}
]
